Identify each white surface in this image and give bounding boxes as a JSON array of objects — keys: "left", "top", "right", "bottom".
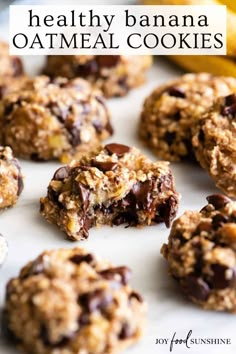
[
  {"left": 1, "top": 3, "right": 236, "bottom": 354},
  {"left": 1, "top": 55, "right": 235, "bottom": 354}
]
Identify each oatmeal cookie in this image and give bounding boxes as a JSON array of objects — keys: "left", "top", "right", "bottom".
[
  {"left": 0, "top": 234, "right": 8, "bottom": 267},
  {"left": 139, "top": 73, "right": 236, "bottom": 161},
  {"left": 0, "top": 76, "right": 112, "bottom": 162},
  {"left": 192, "top": 93, "right": 236, "bottom": 198},
  {"left": 4, "top": 247, "right": 146, "bottom": 354},
  {"left": 40, "top": 143, "right": 180, "bottom": 241},
  {"left": 0, "top": 40, "right": 23, "bottom": 78},
  {"left": 161, "top": 194, "right": 236, "bottom": 312},
  {"left": 0, "top": 146, "right": 23, "bottom": 209},
  {"left": 44, "top": 55, "right": 152, "bottom": 97}
]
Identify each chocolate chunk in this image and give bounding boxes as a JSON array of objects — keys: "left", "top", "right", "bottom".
[
  {"left": 91, "top": 160, "right": 118, "bottom": 172},
  {"left": 173, "top": 111, "right": 181, "bottom": 121},
  {"left": 53, "top": 166, "right": 70, "bottom": 181},
  {"left": 131, "top": 180, "right": 152, "bottom": 208},
  {"left": 17, "top": 175, "right": 24, "bottom": 196},
  {"left": 198, "top": 129, "right": 205, "bottom": 143},
  {"left": 168, "top": 87, "right": 186, "bottom": 98},
  {"left": 157, "top": 196, "right": 178, "bottom": 228},
  {"left": 129, "top": 291, "right": 143, "bottom": 303},
  {"left": 47, "top": 186, "right": 59, "bottom": 203},
  {"left": 30, "top": 153, "right": 46, "bottom": 162},
  {"left": 77, "top": 183, "right": 90, "bottom": 210},
  {"left": 105, "top": 143, "right": 130, "bottom": 157},
  {"left": 112, "top": 212, "right": 137, "bottom": 226},
  {"left": 4, "top": 103, "right": 15, "bottom": 116},
  {"left": 206, "top": 194, "right": 230, "bottom": 210},
  {"left": 40, "top": 325, "right": 73, "bottom": 348},
  {"left": 47, "top": 102, "right": 68, "bottom": 122},
  {"left": 76, "top": 60, "right": 98, "bottom": 77},
  {"left": 225, "top": 94, "right": 236, "bottom": 106},
  {"left": 212, "top": 214, "right": 228, "bottom": 230},
  {"left": 96, "top": 55, "right": 120, "bottom": 68},
  {"left": 99, "top": 266, "right": 132, "bottom": 285},
  {"left": 82, "top": 216, "right": 91, "bottom": 239},
  {"left": 164, "top": 131, "right": 176, "bottom": 145},
  {"left": 78, "top": 289, "right": 112, "bottom": 313},
  {"left": 68, "top": 125, "right": 81, "bottom": 147},
  {"left": 119, "top": 323, "right": 133, "bottom": 340},
  {"left": 69, "top": 253, "right": 94, "bottom": 265},
  {"left": 210, "top": 264, "right": 236, "bottom": 289},
  {"left": 222, "top": 103, "right": 236, "bottom": 117},
  {"left": 12, "top": 57, "right": 23, "bottom": 77},
  {"left": 183, "top": 275, "right": 210, "bottom": 301}
]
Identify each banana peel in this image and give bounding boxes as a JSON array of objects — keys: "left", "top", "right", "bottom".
[{"left": 141, "top": 0, "right": 236, "bottom": 75}]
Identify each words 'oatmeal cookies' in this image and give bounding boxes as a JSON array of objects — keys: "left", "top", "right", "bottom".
[
  {"left": 40, "top": 143, "right": 179, "bottom": 240},
  {"left": 162, "top": 194, "right": 236, "bottom": 312},
  {"left": 5, "top": 247, "right": 146, "bottom": 354},
  {"left": 0, "top": 76, "right": 112, "bottom": 162},
  {"left": 44, "top": 55, "right": 152, "bottom": 98}
]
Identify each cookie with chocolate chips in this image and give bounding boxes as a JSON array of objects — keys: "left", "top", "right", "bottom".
[
  {"left": 0, "top": 76, "right": 112, "bottom": 162},
  {"left": 4, "top": 247, "right": 146, "bottom": 354},
  {"left": 192, "top": 93, "right": 236, "bottom": 197},
  {"left": 40, "top": 143, "right": 180, "bottom": 241},
  {"left": 0, "top": 146, "right": 23, "bottom": 209},
  {"left": 43, "top": 55, "right": 152, "bottom": 97},
  {"left": 139, "top": 73, "right": 236, "bottom": 161},
  {"left": 161, "top": 194, "right": 236, "bottom": 312}
]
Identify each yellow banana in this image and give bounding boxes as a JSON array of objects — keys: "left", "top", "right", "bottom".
[{"left": 168, "top": 55, "right": 236, "bottom": 76}]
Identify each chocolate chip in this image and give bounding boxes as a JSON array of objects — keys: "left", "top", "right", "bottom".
[
  {"left": 112, "top": 212, "right": 137, "bottom": 226},
  {"left": 96, "top": 55, "right": 120, "bottom": 68},
  {"left": 53, "top": 166, "right": 70, "bottom": 181},
  {"left": 4, "top": 103, "right": 15, "bottom": 116},
  {"left": 99, "top": 266, "right": 132, "bottom": 285},
  {"left": 82, "top": 216, "right": 91, "bottom": 238},
  {"left": 17, "top": 175, "right": 24, "bottom": 196},
  {"left": 119, "top": 323, "right": 133, "bottom": 340},
  {"left": 157, "top": 195, "right": 178, "bottom": 228},
  {"left": 47, "top": 186, "right": 59, "bottom": 203},
  {"left": 183, "top": 275, "right": 210, "bottom": 301},
  {"left": 76, "top": 60, "right": 98, "bottom": 77},
  {"left": 91, "top": 160, "right": 118, "bottom": 172},
  {"left": 164, "top": 131, "right": 176, "bottom": 145},
  {"left": 210, "top": 264, "right": 236, "bottom": 289},
  {"left": 212, "top": 214, "right": 228, "bottom": 230},
  {"left": 225, "top": 94, "right": 236, "bottom": 106},
  {"left": 198, "top": 129, "right": 205, "bottom": 143},
  {"left": 105, "top": 121, "right": 114, "bottom": 135},
  {"left": 68, "top": 125, "right": 81, "bottom": 147},
  {"left": 47, "top": 102, "right": 68, "bottom": 122},
  {"left": 12, "top": 57, "right": 23, "bottom": 77},
  {"left": 78, "top": 289, "right": 112, "bottom": 313},
  {"left": 173, "top": 111, "right": 181, "bottom": 121},
  {"left": 69, "top": 253, "right": 94, "bottom": 265},
  {"left": 30, "top": 153, "right": 46, "bottom": 162},
  {"left": 40, "top": 325, "right": 73, "bottom": 348},
  {"left": 206, "top": 194, "right": 230, "bottom": 210},
  {"left": 168, "top": 87, "right": 186, "bottom": 98},
  {"left": 222, "top": 103, "right": 236, "bottom": 116},
  {"left": 105, "top": 143, "right": 130, "bottom": 157},
  {"left": 131, "top": 180, "right": 152, "bottom": 208},
  {"left": 129, "top": 291, "right": 143, "bottom": 303},
  {"left": 77, "top": 183, "right": 90, "bottom": 210}
]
